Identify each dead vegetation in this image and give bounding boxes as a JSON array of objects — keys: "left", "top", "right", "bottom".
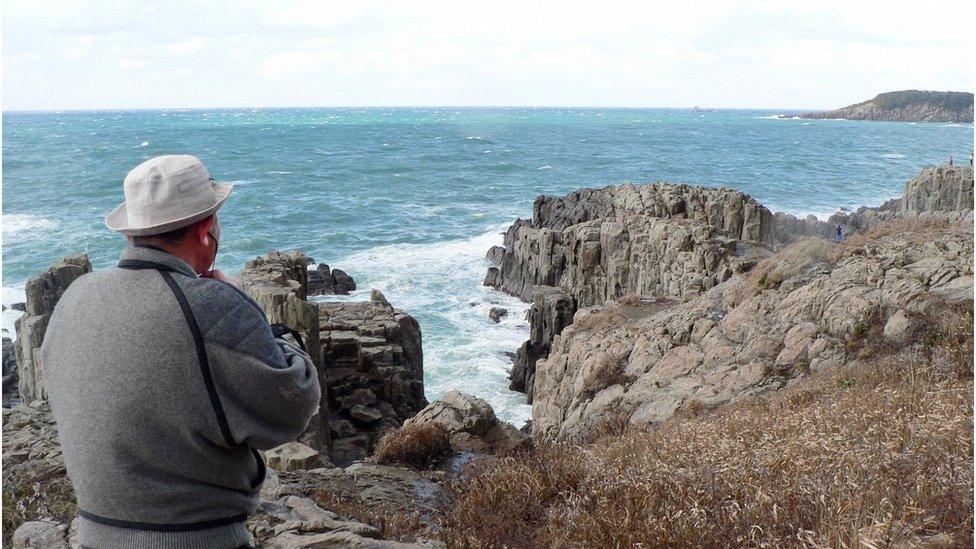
[
  {"left": 2, "top": 464, "right": 76, "bottom": 546},
  {"left": 371, "top": 423, "right": 452, "bottom": 469},
  {"left": 571, "top": 306, "right": 625, "bottom": 332},
  {"left": 749, "top": 236, "right": 833, "bottom": 291},
  {"left": 437, "top": 301, "right": 974, "bottom": 548},
  {"left": 835, "top": 217, "right": 952, "bottom": 258}
]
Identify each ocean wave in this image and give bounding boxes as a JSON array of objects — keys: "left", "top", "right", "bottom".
[
  {"left": 537, "top": 165, "right": 553, "bottom": 170},
  {"left": 136, "top": 141, "right": 149, "bottom": 148},
  {"left": 2, "top": 286, "right": 26, "bottom": 340},
  {"left": 3, "top": 213, "right": 59, "bottom": 239},
  {"left": 266, "top": 171, "right": 293, "bottom": 175},
  {"left": 332, "top": 227, "right": 532, "bottom": 425},
  {"left": 881, "top": 153, "right": 906, "bottom": 159}
]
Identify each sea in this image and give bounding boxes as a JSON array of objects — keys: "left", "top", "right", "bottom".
[{"left": 2, "top": 108, "right": 973, "bottom": 424}]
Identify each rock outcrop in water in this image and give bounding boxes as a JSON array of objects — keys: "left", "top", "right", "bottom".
[
  {"left": 487, "top": 166, "right": 975, "bottom": 439},
  {"left": 239, "top": 251, "right": 427, "bottom": 466},
  {"left": 799, "top": 90, "right": 974, "bottom": 123},
  {"left": 318, "top": 292, "right": 427, "bottom": 466}
]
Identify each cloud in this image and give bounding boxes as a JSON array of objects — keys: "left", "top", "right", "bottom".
[
  {"left": 116, "top": 58, "right": 148, "bottom": 71},
  {"left": 2, "top": 0, "right": 973, "bottom": 110},
  {"left": 167, "top": 37, "right": 206, "bottom": 55}
]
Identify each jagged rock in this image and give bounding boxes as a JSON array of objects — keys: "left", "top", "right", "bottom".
[
  {"left": 12, "top": 302, "right": 26, "bottom": 312},
  {"left": 489, "top": 166, "right": 976, "bottom": 413},
  {"left": 509, "top": 287, "right": 575, "bottom": 402},
  {"left": 10, "top": 520, "right": 69, "bottom": 548},
  {"left": 266, "top": 442, "right": 331, "bottom": 472},
  {"left": 488, "top": 307, "right": 507, "bottom": 323},
  {"left": 370, "top": 289, "right": 391, "bottom": 307},
  {"left": 320, "top": 300, "right": 426, "bottom": 466},
  {"left": 14, "top": 254, "right": 92, "bottom": 404},
  {"left": 405, "top": 390, "right": 528, "bottom": 454},
  {"left": 531, "top": 221, "right": 973, "bottom": 440},
  {"left": 3, "top": 336, "right": 19, "bottom": 407},
  {"left": 308, "top": 264, "right": 358, "bottom": 296},
  {"left": 900, "top": 166, "right": 974, "bottom": 213}
]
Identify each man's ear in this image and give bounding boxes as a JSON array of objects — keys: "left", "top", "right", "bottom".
[{"left": 195, "top": 216, "right": 215, "bottom": 244}]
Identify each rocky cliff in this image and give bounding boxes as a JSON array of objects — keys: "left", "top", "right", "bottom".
[
  {"left": 238, "top": 251, "right": 428, "bottom": 466},
  {"left": 799, "top": 90, "right": 974, "bottom": 123},
  {"left": 486, "top": 166, "right": 975, "bottom": 439}
]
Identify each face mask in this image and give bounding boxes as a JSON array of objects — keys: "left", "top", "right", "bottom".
[{"left": 205, "top": 216, "right": 220, "bottom": 273}]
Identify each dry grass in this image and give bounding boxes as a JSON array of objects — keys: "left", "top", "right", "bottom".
[
  {"left": 748, "top": 236, "right": 833, "bottom": 291},
  {"left": 572, "top": 307, "right": 625, "bottom": 332},
  {"left": 437, "top": 301, "right": 974, "bottom": 548},
  {"left": 2, "top": 465, "right": 76, "bottom": 546},
  {"left": 372, "top": 423, "right": 452, "bottom": 469},
  {"left": 835, "top": 218, "right": 952, "bottom": 259},
  {"left": 312, "top": 488, "right": 428, "bottom": 542}
]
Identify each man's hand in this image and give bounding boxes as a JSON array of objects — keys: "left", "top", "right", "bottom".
[{"left": 201, "top": 269, "right": 239, "bottom": 288}]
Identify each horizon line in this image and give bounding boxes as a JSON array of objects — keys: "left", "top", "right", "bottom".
[{"left": 1, "top": 105, "right": 828, "bottom": 115}]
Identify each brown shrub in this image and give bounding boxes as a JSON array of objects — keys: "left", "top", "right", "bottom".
[
  {"left": 372, "top": 423, "right": 452, "bottom": 469},
  {"left": 437, "top": 302, "right": 974, "bottom": 547}
]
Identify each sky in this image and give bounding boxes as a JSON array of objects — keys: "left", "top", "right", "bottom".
[{"left": 2, "top": 0, "right": 974, "bottom": 111}]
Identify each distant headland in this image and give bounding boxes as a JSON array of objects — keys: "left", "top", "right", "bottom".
[{"left": 798, "top": 90, "right": 974, "bottom": 123}]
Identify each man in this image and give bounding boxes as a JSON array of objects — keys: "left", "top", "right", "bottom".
[{"left": 43, "top": 155, "right": 321, "bottom": 548}]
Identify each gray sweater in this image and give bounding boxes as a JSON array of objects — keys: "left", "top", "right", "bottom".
[{"left": 43, "top": 246, "right": 321, "bottom": 549}]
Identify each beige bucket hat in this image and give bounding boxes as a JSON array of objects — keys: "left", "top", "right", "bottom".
[{"left": 105, "top": 155, "right": 232, "bottom": 236}]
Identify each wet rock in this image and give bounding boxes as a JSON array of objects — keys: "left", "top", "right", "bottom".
[
  {"left": 308, "top": 264, "right": 358, "bottom": 296},
  {"left": 488, "top": 307, "right": 507, "bottom": 323},
  {"left": 509, "top": 287, "right": 575, "bottom": 403}
]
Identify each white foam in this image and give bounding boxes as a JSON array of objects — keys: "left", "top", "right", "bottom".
[
  {"left": 137, "top": 141, "right": 149, "bottom": 148},
  {"left": 332, "top": 226, "right": 532, "bottom": 425},
  {"left": 881, "top": 153, "right": 906, "bottom": 159},
  {"left": 266, "top": 171, "right": 293, "bottom": 175},
  {"left": 2, "top": 214, "right": 59, "bottom": 241},
  {"left": 537, "top": 165, "right": 553, "bottom": 170},
  {"left": 2, "top": 287, "right": 26, "bottom": 340}
]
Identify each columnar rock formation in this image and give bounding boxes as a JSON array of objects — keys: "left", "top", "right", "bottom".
[
  {"left": 319, "top": 295, "right": 427, "bottom": 466},
  {"left": 307, "top": 263, "right": 357, "bottom": 295},
  {"left": 13, "top": 254, "right": 92, "bottom": 404},
  {"left": 238, "top": 251, "right": 426, "bottom": 466},
  {"left": 487, "top": 166, "right": 975, "bottom": 436}
]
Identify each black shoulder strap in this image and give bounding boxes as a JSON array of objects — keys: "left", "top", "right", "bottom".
[
  {"left": 119, "top": 259, "right": 236, "bottom": 447},
  {"left": 118, "top": 259, "right": 182, "bottom": 272}
]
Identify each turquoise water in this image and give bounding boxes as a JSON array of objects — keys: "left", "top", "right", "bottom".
[{"left": 2, "top": 108, "right": 972, "bottom": 422}]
